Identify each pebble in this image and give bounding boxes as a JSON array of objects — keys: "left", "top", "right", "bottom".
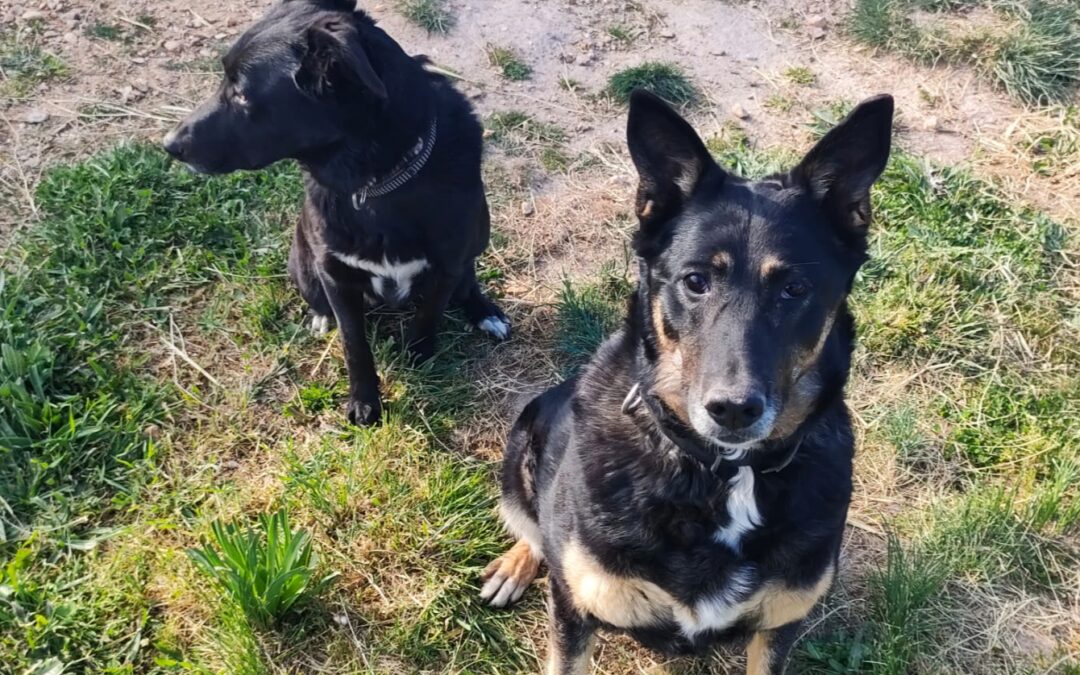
[
  {"left": 22, "top": 10, "right": 46, "bottom": 21},
  {"left": 806, "top": 26, "right": 827, "bottom": 40},
  {"left": 730, "top": 103, "right": 750, "bottom": 120},
  {"left": 163, "top": 39, "right": 182, "bottom": 52},
  {"left": 659, "top": 29, "right": 675, "bottom": 39},
  {"left": 521, "top": 201, "right": 535, "bottom": 217},
  {"left": 806, "top": 15, "right": 827, "bottom": 28},
  {"left": 63, "top": 31, "right": 78, "bottom": 43},
  {"left": 24, "top": 109, "right": 50, "bottom": 124}
]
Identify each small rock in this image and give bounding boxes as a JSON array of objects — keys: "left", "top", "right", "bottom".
[
  {"left": 65, "top": 8, "right": 81, "bottom": 20},
  {"left": 226, "top": 15, "right": 240, "bottom": 27},
  {"left": 730, "top": 103, "right": 750, "bottom": 120},
  {"left": 806, "top": 26, "right": 827, "bottom": 40},
  {"left": 23, "top": 109, "right": 49, "bottom": 124},
  {"left": 214, "top": 32, "right": 227, "bottom": 40},
  {"left": 710, "top": 49, "right": 727, "bottom": 57},
  {"left": 575, "top": 50, "right": 596, "bottom": 66},
  {"left": 333, "top": 613, "right": 348, "bottom": 626},
  {"left": 163, "top": 39, "right": 182, "bottom": 52},
  {"left": 22, "top": 10, "right": 46, "bottom": 22},
  {"left": 922, "top": 116, "right": 940, "bottom": 131},
  {"left": 131, "top": 57, "right": 147, "bottom": 65},
  {"left": 806, "top": 15, "right": 827, "bottom": 28},
  {"left": 521, "top": 201, "right": 535, "bottom": 217},
  {"left": 199, "top": 47, "right": 214, "bottom": 58},
  {"left": 574, "top": 123, "right": 593, "bottom": 132},
  {"left": 63, "top": 31, "right": 78, "bottom": 43},
  {"left": 659, "top": 29, "right": 675, "bottom": 39}
]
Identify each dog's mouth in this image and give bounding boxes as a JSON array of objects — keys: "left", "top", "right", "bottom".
[{"left": 688, "top": 401, "right": 779, "bottom": 452}]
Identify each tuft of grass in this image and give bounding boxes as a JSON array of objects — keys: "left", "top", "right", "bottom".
[
  {"left": 605, "top": 62, "right": 698, "bottom": 106},
  {"left": 848, "top": 0, "right": 1080, "bottom": 105},
  {"left": 188, "top": 509, "right": 336, "bottom": 629},
  {"left": 555, "top": 265, "right": 632, "bottom": 371},
  {"left": 0, "top": 29, "right": 68, "bottom": 97},
  {"left": 784, "top": 65, "right": 817, "bottom": 85},
  {"left": 487, "top": 44, "right": 532, "bottom": 81},
  {"left": 486, "top": 111, "right": 569, "bottom": 173},
  {"left": 866, "top": 535, "right": 948, "bottom": 675},
  {"left": 85, "top": 22, "right": 125, "bottom": 41},
  {"left": 398, "top": 0, "right": 454, "bottom": 33},
  {"left": 607, "top": 24, "right": 634, "bottom": 43}
]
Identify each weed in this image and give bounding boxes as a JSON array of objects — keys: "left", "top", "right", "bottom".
[
  {"left": 555, "top": 264, "right": 632, "bottom": 370},
  {"left": 606, "top": 62, "right": 698, "bottom": 106},
  {"left": 487, "top": 45, "right": 531, "bottom": 81},
  {"left": 784, "top": 65, "right": 816, "bottom": 85},
  {"left": 0, "top": 29, "right": 68, "bottom": 97},
  {"left": 764, "top": 93, "right": 796, "bottom": 112},
  {"left": 85, "top": 22, "right": 125, "bottom": 41},
  {"left": 607, "top": 24, "right": 634, "bottom": 43},
  {"left": 398, "top": 0, "right": 454, "bottom": 33},
  {"left": 189, "top": 509, "right": 336, "bottom": 629}
]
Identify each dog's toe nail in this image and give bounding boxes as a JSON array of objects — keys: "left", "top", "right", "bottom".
[
  {"left": 491, "top": 579, "right": 519, "bottom": 607},
  {"left": 310, "top": 314, "right": 332, "bottom": 336},
  {"left": 478, "top": 316, "right": 511, "bottom": 341},
  {"left": 480, "top": 573, "right": 505, "bottom": 601}
]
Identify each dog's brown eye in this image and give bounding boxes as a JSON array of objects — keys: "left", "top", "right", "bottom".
[
  {"left": 684, "top": 273, "right": 709, "bottom": 295},
  {"left": 782, "top": 281, "right": 809, "bottom": 299}
]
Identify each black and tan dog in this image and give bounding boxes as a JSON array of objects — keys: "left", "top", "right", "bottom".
[
  {"left": 163, "top": 0, "right": 508, "bottom": 425},
  {"left": 481, "top": 90, "right": 894, "bottom": 674}
]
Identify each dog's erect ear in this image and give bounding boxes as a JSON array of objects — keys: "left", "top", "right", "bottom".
[
  {"left": 296, "top": 17, "right": 387, "bottom": 100},
  {"left": 627, "top": 90, "right": 717, "bottom": 229},
  {"left": 791, "top": 94, "right": 894, "bottom": 239}
]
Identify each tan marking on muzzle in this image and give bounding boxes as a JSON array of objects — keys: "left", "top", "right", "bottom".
[
  {"left": 650, "top": 295, "right": 689, "bottom": 422},
  {"left": 770, "top": 310, "right": 836, "bottom": 440}
]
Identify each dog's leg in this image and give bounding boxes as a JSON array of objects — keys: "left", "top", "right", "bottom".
[
  {"left": 480, "top": 539, "right": 541, "bottom": 607},
  {"left": 746, "top": 620, "right": 802, "bottom": 675},
  {"left": 289, "top": 221, "right": 334, "bottom": 335},
  {"left": 453, "top": 265, "right": 510, "bottom": 341},
  {"left": 546, "top": 578, "right": 597, "bottom": 675},
  {"left": 405, "top": 269, "right": 460, "bottom": 363},
  {"left": 319, "top": 272, "right": 381, "bottom": 426}
]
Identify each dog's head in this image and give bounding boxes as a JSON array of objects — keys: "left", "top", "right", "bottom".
[
  {"left": 162, "top": 0, "right": 387, "bottom": 173},
  {"left": 627, "top": 90, "right": 893, "bottom": 452}
]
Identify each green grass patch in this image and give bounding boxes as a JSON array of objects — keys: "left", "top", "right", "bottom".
[
  {"left": 85, "top": 22, "right": 125, "bottom": 41},
  {"left": 607, "top": 24, "right": 635, "bottom": 44},
  {"left": 487, "top": 44, "right": 531, "bottom": 81},
  {"left": 398, "top": 0, "right": 454, "bottom": 33},
  {"left": 0, "top": 28, "right": 68, "bottom": 97},
  {"left": 555, "top": 264, "right": 632, "bottom": 371},
  {"left": 188, "top": 509, "right": 337, "bottom": 629},
  {"left": 605, "top": 62, "right": 698, "bottom": 106},
  {"left": 485, "top": 111, "right": 570, "bottom": 173},
  {"left": 784, "top": 65, "right": 817, "bottom": 85},
  {"left": 848, "top": 0, "right": 1080, "bottom": 105}
]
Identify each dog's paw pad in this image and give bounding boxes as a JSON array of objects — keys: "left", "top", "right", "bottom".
[
  {"left": 477, "top": 315, "right": 511, "bottom": 341},
  {"left": 310, "top": 314, "right": 333, "bottom": 336}
]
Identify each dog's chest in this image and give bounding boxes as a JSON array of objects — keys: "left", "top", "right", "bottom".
[
  {"left": 565, "top": 468, "right": 768, "bottom": 637},
  {"left": 332, "top": 252, "right": 429, "bottom": 306}
]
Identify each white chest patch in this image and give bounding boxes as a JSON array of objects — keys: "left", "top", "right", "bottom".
[
  {"left": 332, "top": 253, "right": 429, "bottom": 305},
  {"left": 713, "top": 466, "right": 763, "bottom": 551}
]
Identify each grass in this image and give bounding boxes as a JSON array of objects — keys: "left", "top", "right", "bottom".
[
  {"left": 85, "top": 22, "right": 125, "bottom": 42},
  {"left": 188, "top": 509, "right": 336, "bottom": 629},
  {"left": 486, "top": 45, "right": 532, "bottom": 81},
  {"left": 485, "top": 111, "right": 569, "bottom": 172},
  {"left": 398, "top": 0, "right": 454, "bottom": 33},
  {"left": 784, "top": 65, "right": 817, "bottom": 85},
  {"left": 605, "top": 62, "right": 698, "bottom": 106},
  {"left": 848, "top": 0, "right": 1080, "bottom": 105},
  {"left": 0, "top": 28, "right": 68, "bottom": 97},
  {"left": 1, "top": 100, "right": 1077, "bottom": 673},
  {"left": 607, "top": 24, "right": 635, "bottom": 44}
]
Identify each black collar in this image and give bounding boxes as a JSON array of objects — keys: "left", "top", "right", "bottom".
[
  {"left": 621, "top": 382, "right": 804, "bottom": 476},
  {"left": 350, "top": 117, "right": 438, "bottom": 209}
]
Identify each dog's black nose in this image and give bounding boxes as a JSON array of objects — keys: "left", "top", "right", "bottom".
[{"left": 706, "top": 395, "right": 765, "bottom": 430}]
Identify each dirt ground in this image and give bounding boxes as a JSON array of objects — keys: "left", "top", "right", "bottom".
[
  {"left": 1, "top": 0, "right": 1077, "bottom": 672},
  {"left": 2, "top": 0, "right": 1077, "bottom": 241}
]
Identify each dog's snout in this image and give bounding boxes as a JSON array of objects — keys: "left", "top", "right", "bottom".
[
  {"left": 705, "top": 393, "right": 765, "bottom": 431},
  {"left": 162, "top": 127, "right": 186, "bottom": 160}
]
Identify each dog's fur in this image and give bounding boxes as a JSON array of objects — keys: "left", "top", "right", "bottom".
[
  {"left": 163, "top": 0, "right": 508, "bottom": 425},
  {"left": 481, "top": 91, "right": 894, "bottom": 674}
]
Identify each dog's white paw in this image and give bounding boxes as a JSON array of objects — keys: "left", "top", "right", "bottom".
[
  {"left": 310, "top": 314, "right": 333, "bottom": 336},
  {"left": 480, "top": 569, "right": 530, "bottom": 608},
  {"left": 477, "top": 315, "right": 511, "bottom": 341}
]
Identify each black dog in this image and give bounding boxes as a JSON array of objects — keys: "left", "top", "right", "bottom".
[
  {"left": 481, "top": 91, "right": 893, "bottom": 674},
  {"left": 163, "top": 0, "right": 508, "bottom": 425}
]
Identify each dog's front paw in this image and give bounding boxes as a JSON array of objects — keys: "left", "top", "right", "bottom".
[
  {"left": 477, "top": 314, "right": 511, "bottom": 342},
  {"left": 480, "top": 540, "right": 540, "bottom": 608},
  {"left": 346, "top": 396, "right": 381, "bottom": 427},
  {"left": 309, "top": 313, "right": 334, "bottom": 336}
]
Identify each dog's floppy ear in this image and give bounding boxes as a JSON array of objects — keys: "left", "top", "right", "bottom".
[
  {"left": 791, "top": 94, "right": 893, "bottom": 241},
  {"left": 296, "top": 17, "right": 387, "bottom": 100},
  {"left": 627, "top": 89, "right": 718, "bottom": 230}
]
